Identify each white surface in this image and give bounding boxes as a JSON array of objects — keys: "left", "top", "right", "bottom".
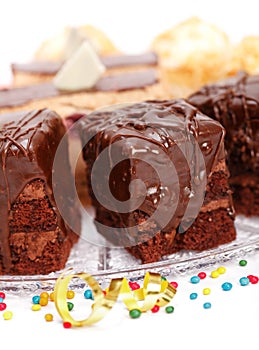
[
  {"left": 1, "top": 253, "right": 259, "bottom": 350},
  {"left": 1, "top": 1, "right": 259, "bottom": 349}
]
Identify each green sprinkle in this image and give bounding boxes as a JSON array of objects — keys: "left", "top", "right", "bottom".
[
  {"left": 129, "top": 309, "right": 141, "bottom": 319},
  {"left": 239, "top": 260, "right": 247, "bottom": 267},
  {"left": 165, "top": 306, "right": 174, "bottom": 314},
  {"left": 67, "top": 302, "right": 74, "bottom": 311}
]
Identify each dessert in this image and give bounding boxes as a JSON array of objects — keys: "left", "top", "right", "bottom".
[
  {"left": 151, "top": 17, "right": 233, "bottom": 91},
  {"left": 11, "top": 51, "right": 159, "bottom": 87},
  {"left": 188, "top": 72, "right": 259, "bottom": 216},
  {"left": 0, "top": 108, "right": 81, "bottom": 275},
  {"left": 79, "top": 99, "right": 236, "bottom": 263}
]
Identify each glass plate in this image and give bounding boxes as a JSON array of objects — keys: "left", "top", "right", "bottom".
[{"left": 1, "top": 213, "right": 259, "bottom": 295}]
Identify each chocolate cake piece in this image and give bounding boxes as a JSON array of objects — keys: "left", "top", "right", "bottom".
[
  {"left": 188, "top": 72, "right": 259, "bottom": 216},
  {"left": 0, "top": 109, "right": 81, "bottom": 275},
  {"left": 79, "top": 99, "right": 236, "bottom": 264}
]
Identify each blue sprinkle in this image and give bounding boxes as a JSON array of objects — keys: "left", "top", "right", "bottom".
[
  {"left": 221, "top": 282, "right": 233, "bottom": 291},
  {"left": 32, "top": 295, "right": 40, "bottom": 304},
  {"left": 190, "top": 292, "right": 198, "bottom": 300},
  {"left": 0, "top": 297, "right": 4, "bottom": 303},
  {"left": 203, "top": 302, "right": 211, "bottom": 309},
  {"left": 239, "top": 277, "right": 250, "bottom": 286},
  {"left": 84, "top": 289, "right": 94, "bottom": 300},
  {"left": 190, "top": 276, "right": 200, "bottom": 284}
]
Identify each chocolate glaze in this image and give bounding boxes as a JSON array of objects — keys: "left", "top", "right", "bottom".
[
  {"left": 79, "top": 99, "right": 226, "bottom": 245},
  {"left": 188, "top": 72, "right": 259, "bottom": 176},
  {"left": 0, "top": 109, "right": 80, "bottom": 273},
  {"left": 0, "top": 69, "right": 158, "bottom": 108},
  {"left": 11, "top": 52, "right": 158, "bottom": 75}
]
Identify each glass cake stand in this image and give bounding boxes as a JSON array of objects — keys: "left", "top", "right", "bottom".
[{"left": 0, "top": 213, "right": 259, "bottom": 295}]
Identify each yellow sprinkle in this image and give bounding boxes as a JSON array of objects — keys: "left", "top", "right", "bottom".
[
  {"left": 211, "top": 270, "right": 219, "bottom": 278},
  {"left": 40, "top": 292, "right": 49, "bottom": 299},
  {"left": 44, "top": 313, "right": 53, "bottom": 322},
  {"left": 32, "top": 304, "right": 41, "bottom": 311},
  {"left": 39, "top": 297, "right": 48, "bottom": 306},
  {"left": 217, "top": 266, "right": 226, "bottom": 274},
  {"left": 203, "top": 288, "right": 211, "bottom": 295},
  {"left": 66, "top": 290, "right": 75, "bottom": 299},
  {"left": 3, "top": 311, "right": 13, "bottom": 320},
  {"left": 49, "top": 292, "right": 55, "bottom": 301}
]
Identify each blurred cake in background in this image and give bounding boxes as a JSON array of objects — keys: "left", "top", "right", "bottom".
[{"left": 151, "top": 17, "right": 234, "bottom": 91}]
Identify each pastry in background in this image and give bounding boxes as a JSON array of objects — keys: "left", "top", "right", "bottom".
[
  {"left": 151, "top": 17, "right": 233, "bottom": 91},
  {"left": 230, "top": 36, "right": 259, "bottom": 75},
  {"left": 34, "top": 24, "right": 117, "bottom": 62}
]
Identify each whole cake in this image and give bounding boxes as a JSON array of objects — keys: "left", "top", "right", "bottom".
[
  {"left": 0, "top": 109, "right": 81, "bottom": 275},
  {"left": 188, "top": 72, "right": 259, "bottom": 216},
  {"left": 79, "top": 99, "right": 236, "bottom": 263}
]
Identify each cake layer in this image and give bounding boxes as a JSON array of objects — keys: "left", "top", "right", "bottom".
[
  {"left": 0, "top": 109, "right": 81, "bottom": 275},
  {"left": 79, "top": 99, "right": 235, "bottom": 263},
  {"left": 188, "top": 72, "right": 259, "bottom": 216}
]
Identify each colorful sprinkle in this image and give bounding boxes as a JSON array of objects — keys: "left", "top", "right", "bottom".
[
  {"left": 32, "top": 295, "right": 40, "bottom": 304},
  {"left": 3, "top": 311, "right": 13, "bottom": 320},
  {"left": 170, "top": 281, "right": 178, "bottom": 289},
  {"left": 239, "top": 277, "right": 250, "bottom": 286},
  {"left": 203, "top": 302, "right": 211, "bottom": 309},
  {"left": 129, "top": 309, "right": 142, "bottom": 319},
  {"left": 165, "top": 306, "right": 174, "bottom": 314},
  {"left": 221, "top": 282, "right": 233, "bottom": 291},
  {"left": 151, "top": 305, "right": 160, "bottom": 313},
  {"left": 247, "top": 275, "right": 259, "bottom": 284},
  {"left": 239, "top": 260, "right": 247, "bottom": 267},
  {"left": 39, "top": 297, "right": 48, "bottom": 306},
  {"left": 210, "top": 270, "right": 220, "bottom": 278},
  {"left": 84, "top": 289, "right": 94, "bottom": 300},
  {"left": 129, "top": 281, "right": 140, "bottom": 290},
  {"left": 0, "top": 292, "right": 6, "bottom": 299},
  {"left": 190, "top": 276, "right": 200, "bottom": 284},
  {"left": 217, "top": 266, "right": 226, "bottom": 274},
  {"left": 67, "top": 302, "right": 74, "bottom": 311},
  {"left": 0, "top": 302, "right": 7, "bottom": 311},
  {"left": 63, "top": 321, "right": 72, "bottom": 328},
  {"left": 66, "top": 290, "right": 75, "bottom": 299},
  {"left": 198, "top": 272, "right": 207, "bottom": 279},
  {"left": 203, "top": 288, "right": 211, "bottom": 295},
  {"left": 190, "top": 292, "right": 198, "bottom": 300},
  {"left": 49, "top": 292, "right": 55, "bottom": 301},
  {"left": 31, "top": 304, "right": 41, "bottom": 311},
  {"left": 40, "top": 292, "right": 49, "bottom": 299},
  {"left": 44, "top": 313, "right": 53, "bottom": 322}
]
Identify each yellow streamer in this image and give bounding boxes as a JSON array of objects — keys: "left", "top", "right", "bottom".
[{"left": 54, "top": 271, "right": 177, "bottom": 327}]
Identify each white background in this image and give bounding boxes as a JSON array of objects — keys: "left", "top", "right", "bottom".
[
  {"left": 1, "top": 0, "right": 259, "bottom": 84},
  {"left": 1, "top": 1, "right": 259, "bottom": 349}
]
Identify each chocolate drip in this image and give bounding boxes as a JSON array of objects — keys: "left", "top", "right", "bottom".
[
  {"left": 0, "top": 109, "right": 79, "bottom": 273},
  {"left": 0, "top": 69, "right": 158, "bottom": 108},
  {"left": 188, "top": 72, "right": 259, "bottom": 176},
  {"left": 11, "top": 52, "right": 158, "bottom": 75},
  {"left": 79, "top": 99, "right": 225, "bottom": 241}
]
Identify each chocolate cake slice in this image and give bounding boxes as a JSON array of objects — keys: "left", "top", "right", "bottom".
[
  {"left": 188, "top": 72, "right": 259, "bottom": 216},
  {"left": 79, "top": 99, "right": 236, "bottom": 263},
  {"left": 0, "top": 109, "right": 81, "bottom": 275}
]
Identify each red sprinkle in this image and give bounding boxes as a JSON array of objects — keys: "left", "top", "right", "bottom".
[
  {"left": 0, "top": 303, "right": 7, "bottom": 311},
  {"left": 247, "top": 275, "right": 259, "bottom": 284},
  {"left": 129, "top": 282, "right": 140, "bottom": 290},
  {"left": 198, "top": 272, "right": 207, "bottom": 279},
  {"left": 102, "top": 290, "right": 107, "bottom": 296},
  {"left": 0, "top": 292, "right": 5, "bottom": 299},
  {"left": 151, "top": 305, "right": 160, "bottom": 313},
  {"left": 170, "top": 281, "right": 178, "bottom": 289},
  {"left": 63, "top": 322, "right": 72, "bottom": 329}
]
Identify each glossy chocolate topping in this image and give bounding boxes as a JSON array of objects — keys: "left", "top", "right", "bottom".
[
  {"left": 0, "top": 109, "right": 79, "bottom": 272},
  {"left": 188, "top": 72, "right": 259, "bottom": 176},
  {"left": 11, "top": 52, "right": 158, "bottom": 74},
  {"left": 79, "top": 99, "right": 225, "bottom": 236},
  {"left": 0, "top": 69, "right": 158, "bottom": 108}
]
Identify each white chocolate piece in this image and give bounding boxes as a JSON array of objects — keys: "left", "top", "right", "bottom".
[{"left": 53, "top": 41, "right": 106, "bottom": 91}]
